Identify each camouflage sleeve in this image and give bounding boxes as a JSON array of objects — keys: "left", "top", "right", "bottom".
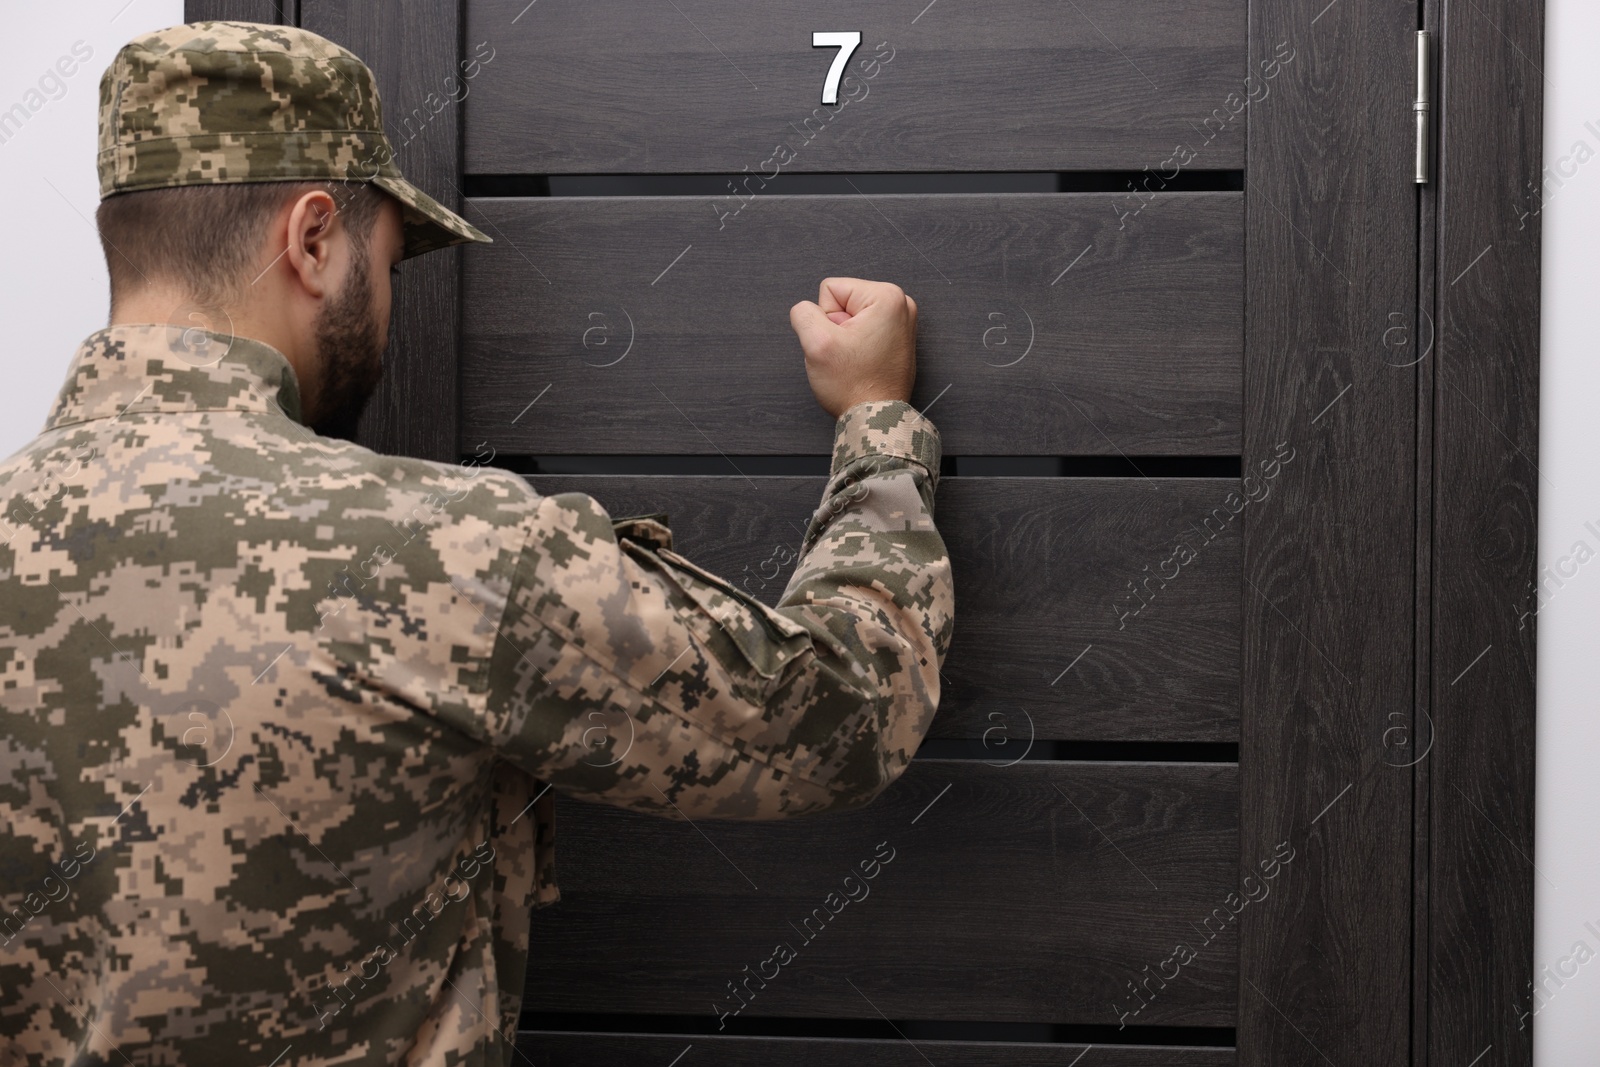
[{"left": 480, "top": 400, "right": 953, "bottom": 820}]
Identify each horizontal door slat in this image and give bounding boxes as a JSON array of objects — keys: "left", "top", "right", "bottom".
[
  {"left": 462, "top": 194, "right": 1242, "bottom": 456},
  {"left": 464, "top": 0, "right": 1246, "bottom": 172},
  {"left": 516, "top": 1033, "right": 1237, "bottom": 1066},
  {"left": 525, "top": 475, "right": 1241, "bottom": 742},
  {"left": 527, "top": 761, "right": 1240, "bottom": 1025}
]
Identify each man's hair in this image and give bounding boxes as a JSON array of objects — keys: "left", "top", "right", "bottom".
[{"left": 95, "top": 180, "right": 386, "bottom": 308}]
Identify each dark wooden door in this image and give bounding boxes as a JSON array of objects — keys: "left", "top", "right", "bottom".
[{"left": 187, "top": 2, "right": 1545, "bottom": 1063}]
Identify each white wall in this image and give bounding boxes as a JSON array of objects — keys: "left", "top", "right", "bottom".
[
  {"left": 0, "top": 0, "right": 183, "bottom": 460},
  {"left": 1535, "top": 1, "right": 1600, "bottom": 1062},
  {"left": 2, "top": 2, "right": 1597, "bottom": 1059}
]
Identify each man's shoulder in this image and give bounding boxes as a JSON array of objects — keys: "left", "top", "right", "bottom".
[
  {"left": 261, "top": 431, "right": 554, "bottom": 571},
  {"left": 2, "top": 413, "right": 550, "bottom": 573},
  {"left": 315, "top": 436, "right": 536, "bottom": 516}
]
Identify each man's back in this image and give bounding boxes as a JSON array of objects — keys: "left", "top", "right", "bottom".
[
  {"left": 0, "top": 324, "right": 952, "bottom": 1065},
  {"left": 0, "top": 325, "right": 555, "bottom": 1062}
]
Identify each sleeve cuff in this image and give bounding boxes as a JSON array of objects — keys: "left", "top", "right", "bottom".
[{"left": 829, "top": 399, "right": 942, "bottom": 482}]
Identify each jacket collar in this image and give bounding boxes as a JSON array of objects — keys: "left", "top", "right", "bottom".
[{"left": 44, "top": 324, "right": 304, "bottom": 431}]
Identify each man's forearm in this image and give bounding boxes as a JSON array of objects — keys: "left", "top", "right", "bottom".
[
  {"left": 761, "top": 398, "right": 954, "bottom": 806},
  {"left": 478, "top": 400, "right": 954, "bottom": 819}
]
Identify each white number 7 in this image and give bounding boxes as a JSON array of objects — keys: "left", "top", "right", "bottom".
[{"left": 812, "top": 31, "right": 862, "bottom": 105}]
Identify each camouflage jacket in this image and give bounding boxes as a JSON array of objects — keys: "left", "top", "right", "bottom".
[{"left": 0, "top": 325, "right": 954, "bottom": 1066}]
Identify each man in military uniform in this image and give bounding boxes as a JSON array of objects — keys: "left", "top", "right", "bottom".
[{"left": 0, "top": 21, "right": 952, "bottom": 1067}]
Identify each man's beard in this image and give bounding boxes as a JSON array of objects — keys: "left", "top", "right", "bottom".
[{"left": 308, "top": 241, "right": 384, "bottom": 440}]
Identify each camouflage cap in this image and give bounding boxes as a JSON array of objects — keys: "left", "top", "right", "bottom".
[{"left": 97, "top": 21, "right": 490, "bottom": 259}]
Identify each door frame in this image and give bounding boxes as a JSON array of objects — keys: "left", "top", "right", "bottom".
[{"left": 1422, "top": 0, "right": 1543, "bottom": 1062}]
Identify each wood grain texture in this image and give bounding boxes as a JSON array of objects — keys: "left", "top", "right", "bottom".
[
  {"left": 463, "top": 0, "right": 1246, "bottom": 173},
  {"left": 516, "top": 1033, "right": 1236, "bottom": 1066},
  {"left": 184, "top": 0, "right": 289, "bottom": 20},
  {"left": 462, "top": 194, "right": 1242, "bottom": 456},
  {"left": 1428, "top": 0, "right": 1543, "bottom": 1062},
  {"left": 1236, "top": 3, "right": 1417, "bottom": 1065},
  {"left": 526, "top": 760, "right": 1240, "bottom": 1025},
  {"left": 300, "top": 0, "right": 466, "bottom": 462},
  {"left": 527, "top": 474, "right": 1241, "bottom": 742}
]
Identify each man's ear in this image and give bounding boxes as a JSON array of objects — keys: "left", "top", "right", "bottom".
[{"left": 283, "top": 188, "right": 341, "bottom": 300}]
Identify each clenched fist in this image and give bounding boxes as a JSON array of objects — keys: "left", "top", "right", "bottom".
[{"left": 789, "top": 276, "right": 918, "bottom": 419}]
